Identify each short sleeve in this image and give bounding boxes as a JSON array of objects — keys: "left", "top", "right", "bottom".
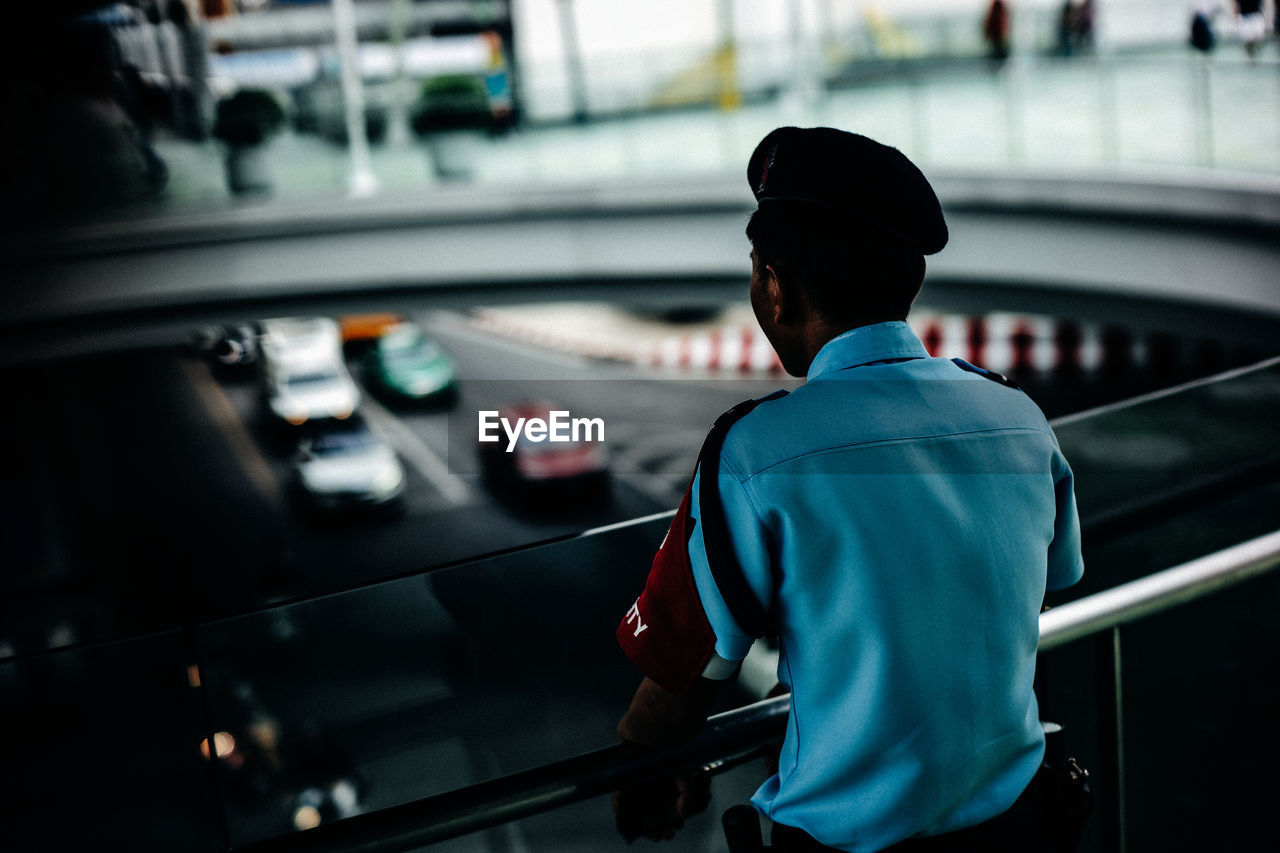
[
  {"left": 687, "top": 462, "right": 775, "bottom": 663},
  {"left": 1047, "top": 449, "right": 1085, "bottom": 592}
]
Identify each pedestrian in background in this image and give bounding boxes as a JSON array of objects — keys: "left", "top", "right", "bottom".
[
  {"left": 1057, "top": 1, "right": 1077, "bottom": 56},
  {"left": 1055, "top": 1, "right": 1094, "bottom": 57},
  {"left": 984, "top": 0, "right": 1012, "bottom": 64},
  {"left": 1073, "top": 0, "right": 1095, "bottom": 52},
  {"left": 1190, "top": 0, "right": 1221, "bottom": 54},
  {"left": 1234, "top": 0, "right": 1267, "bottom": 58},
  {"left": 168, "top": 0, "right": 212, "bottom": 139}
]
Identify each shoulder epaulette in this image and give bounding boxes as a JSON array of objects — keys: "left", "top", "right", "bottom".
[{"left": 951, "top": 357, "right": 1021, "bottom": 390}]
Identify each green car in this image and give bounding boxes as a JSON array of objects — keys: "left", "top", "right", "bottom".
[{"left": 365, "top": 323, "right": 458, "bottom": 404}]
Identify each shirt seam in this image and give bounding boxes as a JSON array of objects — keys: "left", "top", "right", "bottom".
[
  {"left": 779, "top": 635, "right": 800, "bottom": 787},
  {"left": 738, "top": 425, "right": 1056, "bottom": 480},
  {"left": 718, "top": 454, "right": 778, "bottom": 624},
  {"left": 721, "top": 455, "right": 775, "bottom": 541}
]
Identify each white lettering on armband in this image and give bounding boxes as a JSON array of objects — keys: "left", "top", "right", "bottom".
[{"left": 625, "top": 601, "right": 648, "bottom": 638}]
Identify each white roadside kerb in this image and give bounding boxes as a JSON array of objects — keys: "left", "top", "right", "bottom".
[{"left": 478, "top": 410, "right": 605, "bottom": 452}]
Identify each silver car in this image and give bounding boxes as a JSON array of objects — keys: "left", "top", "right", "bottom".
[{"left": 291, "top": 415, "right": 405, "bottom": 514}]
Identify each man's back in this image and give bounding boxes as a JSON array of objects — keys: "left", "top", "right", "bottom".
[{"left": 691, "top": 322, "right": 1084, "bottom": 851}]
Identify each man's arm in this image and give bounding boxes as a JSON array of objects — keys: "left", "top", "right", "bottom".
[
  {"left": 613, "top": 676, "right": 720, "bottom": 843},
  {"left": 618, "top": 676, "right": 720, "bottom": 748},
  {"left": 1047, "top": 446, "right": 1085, "bottom": 592},
  {"left": 611, "top": 407, "right": 774, "bottom": 841}
]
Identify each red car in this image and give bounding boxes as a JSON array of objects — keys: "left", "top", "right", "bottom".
[{"left": 478, "top": 400, "right": 610, "bottom": 505}]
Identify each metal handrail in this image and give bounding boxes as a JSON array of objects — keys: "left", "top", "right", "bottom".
[
  {"left": 1039, "top": 529, "right": 1280, "bottom": 652},
  {"left": 1042, "top": 529, "right": 1280, "bottom": 853},
  {"left": 234, "top": 528, "right": 1280, "bottom": 853},
  {"left": 233, "top": 694, "right": 790, "bottom": 853}
]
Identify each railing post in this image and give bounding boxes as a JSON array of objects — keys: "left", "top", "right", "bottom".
[
  {"left": 908, "top": 73, "right": 928, "bottom": 163},
  {"left": 1003, "top": 55, "right": 1027, "bottom": 164},
  {"left": 1095, "top": 56, "right": 1119, "bottom": 163},
  {"left": 1095, "top": 626, "right": 1126, "bottom": 853},
  {"left": 1191, "top": 57, "right": 1214, "bottom": 168}
]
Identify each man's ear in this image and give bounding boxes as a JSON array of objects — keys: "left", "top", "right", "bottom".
[{"left": 764, "top": 263, "right": 798, "bottom": 325}]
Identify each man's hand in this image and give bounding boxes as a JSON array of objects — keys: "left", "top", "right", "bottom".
[
  {"left": 612, "top": 770, "right": 711, "bottom": 843},
  {"left": 612, "top": 676, "right": 720, "bottom": 842}
]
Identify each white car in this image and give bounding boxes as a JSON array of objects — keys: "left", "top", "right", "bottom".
[
  {"left": 291, "top": 415, "right": 405, "bottom": 514},
  {"left": 260, "top": 317, "right": 361, "bottom": 426}
]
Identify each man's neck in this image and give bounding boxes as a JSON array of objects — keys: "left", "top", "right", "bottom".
[{"left": 799, "top": 316, "right": 900, "bottom": 370}]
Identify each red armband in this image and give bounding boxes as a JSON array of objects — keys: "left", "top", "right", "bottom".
[
  {"left": 616, "top": 486, "right": 716, "bottom": 698},
  {"left": 617, "top": 390, "right": 789, "bottom": 697}
]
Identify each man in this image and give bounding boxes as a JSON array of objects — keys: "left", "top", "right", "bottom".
[
  {"left": 613, "top": 127, "right": 1085, "bottom": 852},
  {"left": 984, "top": 0, "right": 1011, "bottom": 63},
  {"left": 1234, "top": 0, "right": 1267, "bottom": 58}
]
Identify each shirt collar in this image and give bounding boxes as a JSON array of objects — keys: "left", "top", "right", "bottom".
[{"left": 806, "top": 321, "right": 930, "bottom": 380}]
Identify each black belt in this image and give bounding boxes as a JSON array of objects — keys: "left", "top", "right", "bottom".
[{"left": 771, "top": 763, "right": 1055, "bottom": 853}]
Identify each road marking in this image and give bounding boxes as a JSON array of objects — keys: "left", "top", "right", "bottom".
[
  {"left": 604, "top": 423, "right": 704, "bottom": 503},
  {"left": 180, "top": 358, "right": 285, "bottom": 510},
  {"left": 359, "top": 394, "right": 472, "bottom": 507},
  {"left": 609, "top": 458, "right": 687, "bottom": 506}
]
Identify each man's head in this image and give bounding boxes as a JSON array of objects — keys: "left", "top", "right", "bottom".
[{"left": 744, "top": 127, "right": 947, "bottom": 375}]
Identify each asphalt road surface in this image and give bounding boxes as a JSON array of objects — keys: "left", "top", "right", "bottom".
[
  {"left": 0, "top": 307, "right": 793, "bottom": 642},
  {"left": 1, "top": 302, "right": 805, "bottom": 852}
]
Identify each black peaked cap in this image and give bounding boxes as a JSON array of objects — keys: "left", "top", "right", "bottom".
[{"left": 747, "top": 126, "right": 948, "bottom": 255}]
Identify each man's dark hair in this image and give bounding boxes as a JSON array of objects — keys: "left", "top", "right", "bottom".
[{"left": 746, "top": 202, "right": 926, "bottom": 325}]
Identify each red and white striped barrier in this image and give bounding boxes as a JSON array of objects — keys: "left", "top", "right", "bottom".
[
  {"left": 642, "top": 324, "right": 784, "bottom": 373},
  {"left": 910, "top": 313, "right": 1118, "bottom": 376},
  {"left": 473, "top": 306, "right": 1226, "bottom": 380}
]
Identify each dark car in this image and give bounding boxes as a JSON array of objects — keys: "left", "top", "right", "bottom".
[
  {"left": 193, "top": 322, "right": 260, "bottom": 369},
  {"left": 291, "top": 414, "right": 405, "bottom": 515}
]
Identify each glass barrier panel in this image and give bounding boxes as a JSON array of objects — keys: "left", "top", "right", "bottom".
[
  {"left": 195, "top": 515, "right": 765, "bottom": 848},
  {"left": 0, "top": 631, "right": 221, "bottom": 851},
  {"left": 1055, "top": 360, "right": 1280, "bottom": 556}
]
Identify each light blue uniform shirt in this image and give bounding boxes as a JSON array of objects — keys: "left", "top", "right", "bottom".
[{"left": 686, "top": 321, "right": 1084, "bottom": 853}]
